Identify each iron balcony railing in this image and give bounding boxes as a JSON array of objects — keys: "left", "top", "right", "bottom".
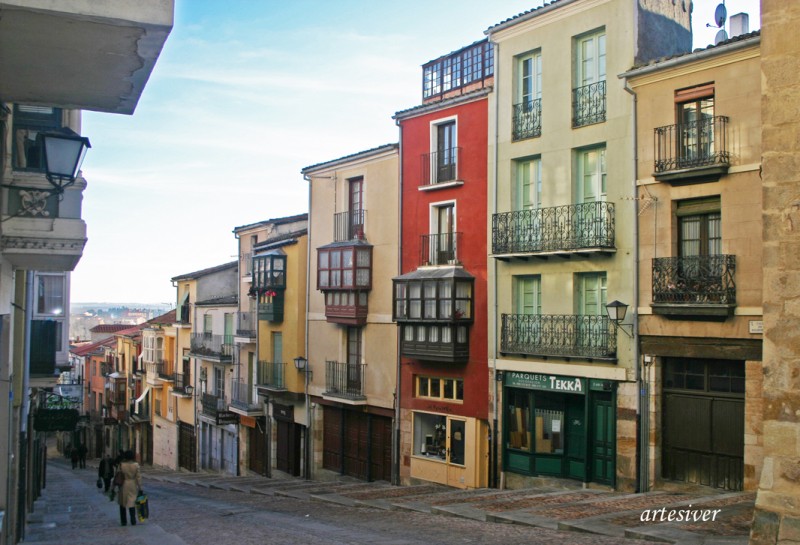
[
  {"left": 654, "top": 116, "right": 730, "bottom": 173},
  {"left": 156, "top": 361, "right": 173, "bottom": 380},
  {"left": 256, "top": 361, "right": 286, "bottom": 390},
  {"left": 333, "top": 209, "right": 366, "bottom": 242},
  {"left": 420, "top": 147, "right": 460, "bottom": 186},
  {"left": 324, "top": 361, "right": 366, "bottom": 400},
  {"left": 173, "top": 373, "right": 191, "bottom": 394},
  {"left": 513, "top": 99, "right": 542, "bottom": 140},
  {"left": 229, "top": 379, "right": 259, "bottom": 410},
  {"left": 190, "top": 333, "right": 233, "bottom": 360},
  {"left": 501, "top": 314, "right": 616, "bottom": 359},
  {"left": 236, "top": 311, "right": 257, "bottom": 338},
  {"left": 420, "top": 232, "right": 462, "bottom": 266},
  {"left": 572, "top": 80, "right": 606, "bottom": 127},
  {"left": 201, "top": 392, "right": 227, "bottom": 417},
  {"left": 652, "top": 255, "right": 736, "bottom": 305},
  {"left": 492, "top": 202, "right": 615, "bottom": 255}
]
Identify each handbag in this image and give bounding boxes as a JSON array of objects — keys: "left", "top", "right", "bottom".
[
  {"left": 136, "top": 491, "right": 149, "bottom": 521},
  {"left": 113, "top": 471, "right": 124, "bottom": 488}
]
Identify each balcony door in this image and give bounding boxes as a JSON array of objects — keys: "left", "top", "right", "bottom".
[
  {"left": 678, "top": 198, "right": 722, "bottom": 285},
  {"left": 436, "top": 121, "right": 456, "bottom": 183},
  {"left": 432, "top": 203, "right": 455, "bottom": 265},
  {"left": 576, "top": 273, "right": 607, "bottom": 352},
  {"left": 349, "top": 178, "right": 364, "bottom": 239},
  {"left": 346, "top": 327, "right": 362, "bottom": 393},
  {"left": 677, "top": 89, "right": 715, "bottom": 167},
  {"left": 576, "top": 147, "right": 607, "bottom": 246},
  {"left": 576, "top": 31, "right": 606, "bottom": 88}
]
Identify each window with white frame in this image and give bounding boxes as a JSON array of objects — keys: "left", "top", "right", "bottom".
[
  {"left": 514, "top": 276, "right": 541, "bottom": 315},
  {"left": 515, "top": 158, "right": 542, "bottom": 211},
  {"left": 431, "top": 119, "right": 458, "bottom": 184},
  {"left": 573, "top": 29, "right": 606, "bottom": 127},
  {"left": 513, "top": 51, "right": 542, "bottom": 140}
]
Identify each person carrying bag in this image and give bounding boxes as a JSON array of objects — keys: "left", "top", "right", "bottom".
[{"left": 115, "top": 450, "right": 143, "bottom": 526}]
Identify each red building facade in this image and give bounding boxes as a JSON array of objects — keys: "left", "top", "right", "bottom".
[{"left": 393, "top": 39, "right": 492, "bottom": 488}]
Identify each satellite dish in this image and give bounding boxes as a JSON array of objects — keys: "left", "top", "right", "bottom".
[
  {"left": 714, "top": 3, "right": 727, "bottom": 27},
  {"left": 714, "top": 29, "right": 729, "bottom": 45}
]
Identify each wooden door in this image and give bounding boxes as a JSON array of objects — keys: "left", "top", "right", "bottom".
[{"left": 249, "top": 421, "right": 267, "bottom": 476}]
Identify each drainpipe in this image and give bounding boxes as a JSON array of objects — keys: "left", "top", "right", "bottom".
[
  {"left": 394, "top": 121, "right": 403, "bottom": 486},
  {"left": 18, "top": 271, "right": 33, "bottom": 541},
  {"left": 622, "top": 79, "right": 643, "bottom": 493},
  {"left": 302, "top": 174, "right": 313, "bottom": 480}
]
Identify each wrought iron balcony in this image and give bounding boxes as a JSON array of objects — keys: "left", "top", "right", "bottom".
[
  {"left": 201, "top": 393, "right": 239, "bottom": 425},
  {"left": 513, "top": 99, "right": 542, "bottom": 141},
  {"left": 324, "top": 361, "right": 367, "bottom": 401},
  {"left": 333, "top": 209, "right": 366, "bottom": 242},
  {"left": 229, "top": 379, "right": 261, "bottom": 412},
  {"left": 172, "top": 373, "right": 192, "bottom": 395},
  {"left": 572, "top": 80, "right": 606, "bottom": 128},
  {"left": 492, "top": 202, "right": 615, "bottom": 256},
  {"left": 236, "top": 310, "right": 257, "bottom": 338},
  {"left": 654, "top": 116, "right": 730, "bottom": 180},
  {"left": 420, "top": 232, "right": 462, "bottom": 266},
  {"left": 652, "top": 255, "right": 736, "bottom": 318},
  {"left": 420, "top": 147, "right": 461, "bottom": 186},
  {"left": 500, "top": 314, "right": 616, "bottom": 360},
  {"left": 256, "top": 361, "right": 286, "bottom": 391},
  {"left": 189, "top": 333, "right": 233, "bottom": 361}
]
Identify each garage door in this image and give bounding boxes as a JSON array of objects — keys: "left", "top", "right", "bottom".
[{"left": 323, "top": 406, "right": 392, "bottom": 482}]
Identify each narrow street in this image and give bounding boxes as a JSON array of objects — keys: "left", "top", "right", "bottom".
[{"left": 23, "top": 456, "right": 752, "bottom": 545}]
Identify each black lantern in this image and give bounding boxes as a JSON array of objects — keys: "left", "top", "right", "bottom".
[
  {"left": 294, "top": 356, "right": 308, "bottom": 371},
  {"left": 606, "top": 300, "right": 632, "bottom": 338},
  {"left": 184, "top": 385, "right": 194, "bottom": 396},
  {"left": 41, "top": 127, "right": 91, "bottom": 191}
]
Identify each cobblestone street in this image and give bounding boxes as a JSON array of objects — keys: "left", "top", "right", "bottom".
[{"left": 23, "top": 457, "right": 753, "bottom": 545}]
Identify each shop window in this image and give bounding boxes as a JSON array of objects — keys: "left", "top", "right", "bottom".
[
  {"left": 534, "top": 394, "right": 564, "bottom": 455},
  {"left": 507, "top": 390, "right": 532, "bottom": 452},
  {"left": 416, "top": 376, "right": 464, "bottom": 402},
  {"left": 413, "top": 412, "right": 447, "bottom": 459}
]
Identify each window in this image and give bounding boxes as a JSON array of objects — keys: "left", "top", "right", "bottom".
[
  {"left": 203, "top": 315, "right": 213, "bottom": 336},
  {"left": 506, "top": 389, "right": 532, "bottom": 452},
  {"left": 664, "top": 358, "right": 744, "bottom": 394},
  {"left": 12, "top": 104, "right": 62, "bottom": 171},
  {"left": 252, "top": 254, "right": 286, "bottom": 291},
  {"left": 416, "top": 376, "right": 464, "bottom": 402},
  {"left": 677, "top": 197, "right": 721, "bottom": 258},
  {"left": 514, "top": 276, "right": 541, "bottom": 315},
  {"left": 317, "top": 246, "right": 372, "bottom": 289},
  {"left": 347, "top": 327, "right": 361, "bottom": 365},
  {"left": 36, "top": 274, "right": 64, "bottom": 315},
  {"left": 272, "top": 332, "right": 282, "bottom": 363},
  {"left": 573, "top": 29, "right": 606, "bottom": 127},
  {"left": 513, "top": 51, "right": 542, "bottom": 141},
  {"left": 394, "top": 279, "right": 473, "bottom": 322},
  {"left": 432, "top": 120, "right": 458, "bottom": 184},
  {"left": 214, "top": 367, "right": 224, "bottom": 398},
  {"left": 676, "top": 85, "right": 715, "bottom": 166},
  {"left": 348, "top": 177, "right": 364, "bottom": 239},
  {"left": 576, "top": 272, "right": 607, "bottom": 316},
  {"left": 515, "top": 158, "right": 542, "bottom": 211},
  {"left": 427, "top": 203, "right": 456, "bottom": 265},
  {"left": 577, "top": 146, "right": 606, "bottom": 203}
]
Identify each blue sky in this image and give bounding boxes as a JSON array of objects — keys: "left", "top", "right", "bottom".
[{"left": 74, "top": 0, "right": 760, "bottom": 305}]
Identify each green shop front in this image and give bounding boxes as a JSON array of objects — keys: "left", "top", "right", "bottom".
[{"left": 503, "top": 372, "right": 616, "bottom": 486}]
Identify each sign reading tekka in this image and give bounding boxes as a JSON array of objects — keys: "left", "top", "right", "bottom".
[{"left": 504, "top": 372, "right": 586, "bottom": 394}]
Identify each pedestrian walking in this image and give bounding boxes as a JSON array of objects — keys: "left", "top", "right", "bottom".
[
  {"left": 98, "top": 454, "right": 115, "bottom": 492},
  {"left": 78, "top": 443, "right": 88, "bottom": 469},
  {"left": 70, "top": 447, "right": 79, "bottom": 470},
  {"left": 116, "top": 450, "right": 143, "bottom": 526}
]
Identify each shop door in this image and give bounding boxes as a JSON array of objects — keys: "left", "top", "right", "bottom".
[
  {"left": 276, "top": 420, "right": 301, "bottom": 476},
  {"left": 590, "top": 392, "right": 614, "bottom": 484},
  {"left": 322, "top": 406, "right": 342, "bottom": 472},
  {"left": 178, "top": 421, "right": 196, "bottom": 472},
  {"left": 248, "top": 421, "right": 267, "bottom": 476},
  {"left": 565, "top": 396, "right": 586, "bottom": 480},
  {"left": 343, "top": 410, "right": 369, "bottom": 480},
  {"left": 369, "top": 416, "right": 393, "bottom": 482},
  {"left": 446, "top": 418, "right": 467, "bottom": 488}
]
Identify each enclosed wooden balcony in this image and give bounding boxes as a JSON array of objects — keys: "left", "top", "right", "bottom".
[
  {"left": 500, "top": 314, "right": 616, "bottom": 361},
  {"left": 492, "top": 201, "right": 615, "bottom": 259},
  {"left": 651, "top": 255, "right": 736, "bottom": 319},
  {"left": 318, "top": 241, "right": 372, "bottom": 325}
]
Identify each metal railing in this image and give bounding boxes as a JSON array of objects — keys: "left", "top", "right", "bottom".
[
  {"left": 236, "top": 311, "right": 256, "bottom": 338},
  {"left": 654, "top": 116, "right": 730, "bottom": 173},
  {"left": 173, "top": 373, "right": 191, "bottom": 394},
  {"left": 201, "top": 392, "right": 227, "bottom": 417},
  {"left": 420, "top": 147, "right": 460, "bottom": 186},
  {"left": 190, "top": 333, "right": 234, "bottom": 359},
  {"left": 501, "top": 314, "right": 615, "bottom": 359},
  {"left": 492, "top": 202, "right": 615, "bottom": 255},
  {"left": 146, "top": 361, "right": 163, "bottom": 380},
  {"left": 513, "top": 99, "right": 542, "bottom": 140},
  {"left": 652, "top": 255, "right": 736, "bottom": 304},
  {"left": 333, "top": 209, "right": 366, "bottom": 242},
  {"left": 572, "top": 80, "right": 606, "bottom": 127},
  {"left": 256, "top": 361, "right": 286, "bottom": 389},
  {"left": 324, "top": 361, "right": 366, "bottom": 400},
  {"left": 229, "top": 379, "right": 258, "bottom": 410},
  {"left": 420, "top": 232, "right": 462, "bottom": 266}
]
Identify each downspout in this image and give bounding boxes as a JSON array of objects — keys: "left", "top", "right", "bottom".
[
  {"left": 394, "top": 121, "right": 403, "bottom": 486},
  {"left": 303, "top": 174, "right": 313, "bottom": 480},
  {"left": 488, "top": 35, "right": 501, "bottom": 490},
  {"left": 19, "top": 271, "right": 33, "bottom": 541},
  {"left": 622, "top": 79, "right": 643, "bottom": 493}
]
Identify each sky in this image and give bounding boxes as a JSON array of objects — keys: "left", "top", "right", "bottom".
[{"left": 74, "top": 0, "right": 761, "bottom": 306}]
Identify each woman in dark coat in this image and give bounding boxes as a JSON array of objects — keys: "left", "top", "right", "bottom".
[
  {"left": 98, "top": 454, "right": 114, "bottom": 492},
  {"left": 116, "top": 450, "right": 142, "bottom": 526}
]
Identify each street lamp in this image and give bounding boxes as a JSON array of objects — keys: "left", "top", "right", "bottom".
[
  {"left": 606, "top": 300, "right": 633, "bottom": 338},
  {"left": 41, "top": 127, "right": 91, "bottom": 192},
  {"left": 293, "top": 356, "right": 308, "bottom": 371},
  {"left": 184, "top": 384, "right": 194, "bottom": 396}
]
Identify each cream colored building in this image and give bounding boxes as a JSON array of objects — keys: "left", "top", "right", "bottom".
[
  {"left": 486, "top": 0, "right": 690, "bottom": 491},
  {"left": 231, "top": 214, "right": 308, "bottom": 478},
  {"left": 624, "top": 27, "right": 762, "bottom": 493},
  {"left": 301, "top": 144, "right": 399, "bottom": 482}
]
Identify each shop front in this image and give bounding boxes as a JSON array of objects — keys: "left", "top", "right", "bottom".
[{"left": 502, "top": 371, "right": 615, "bottom": 486}]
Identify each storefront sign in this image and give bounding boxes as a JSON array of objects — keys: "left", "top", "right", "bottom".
[
  {"left": 239, "top": 415, "right": 257, "bottom": 428},
  {"left": 504, "top": 372, "right": 585, "bottom": 394},
  {"left": 272, "top": 403, "right": 294, "bottom": 422},
  {"left": 33, "top": 409, "right": 79, "bottom": 431},
  {"left": 589, "top": 379, "right": 614, "bottom": 392}
]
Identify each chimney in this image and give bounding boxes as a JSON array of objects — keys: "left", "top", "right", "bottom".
[{"left": 730, "top": 13, "right": 750, "bottom": 37}]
